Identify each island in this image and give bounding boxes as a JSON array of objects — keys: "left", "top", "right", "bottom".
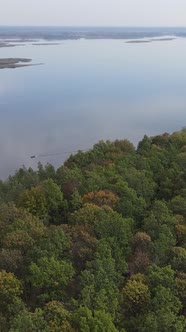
[
  {"left": 0, "top": 42, "right": 18, "bottom": 48},
  {"left": 32, "top": 42, "right": 61, "bottom": 46},
  {"left": 126, "top": 40, "right": 151, "bottom": 43},
  {"left": 126, "top": 37, "right": 176, "bottom": 44},
  {"left": 0, "top": 58, "right": 33, "bottom": 69}
]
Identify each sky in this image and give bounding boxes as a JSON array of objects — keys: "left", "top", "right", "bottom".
[{"left": 1, "top": 0, "right": 186, "bottom": 26}]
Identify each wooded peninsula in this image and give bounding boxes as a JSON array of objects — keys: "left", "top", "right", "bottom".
[{"left": 0, "top": 129, "right": 186, "bottom": 331}]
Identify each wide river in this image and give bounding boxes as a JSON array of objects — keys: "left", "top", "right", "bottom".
[{"left": 1, "top": 37, "right": 186, "bottom": 178}]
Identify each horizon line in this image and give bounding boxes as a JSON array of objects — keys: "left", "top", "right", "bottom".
[{"left": 1, "top": 25, "right": 186, "bottom": 28}]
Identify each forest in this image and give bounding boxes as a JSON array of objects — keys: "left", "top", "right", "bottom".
[{"left": 0, "top": 129, "right": 186, "bottom": 331}]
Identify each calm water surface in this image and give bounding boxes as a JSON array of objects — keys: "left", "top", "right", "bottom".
[{"left": 0, "top": 38, "right": 186, "bottom": 178}]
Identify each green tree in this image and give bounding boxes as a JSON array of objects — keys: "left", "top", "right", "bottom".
[
  {"left": 176, "top": 273, "right": 186, "bottom": 310},
  {"left": 66, "top": 224, "right": 97, "bottom": 271},
  {"left": 140, "top": 286, "right": 185, "bottom": 332},
  {"left": 43, "top": 301, "right": 74, "bottom": 332},
  {"left": 28, "top": 256, "right": 74, "bottom": 301},
  {"left": 171, "top": 195, "right": 186, "bottom": 218},
  {"left": 147, "top": 264, "right": 176, "bottom": 290},
  {"left": 9, "top": 308, "right": 48, "bottom": 332},
  {"left": 17, "top": 179, "right": 67, "bottom": 223},
  {"left": 73, "top": 307, "right": 119, "bottom": 332},
  {"left": 171, "top": 247, "right": 186, "bottom": 272},
  {"left": 80, "top": 242, "right": 119, "bottom": 316},
  {"left": 121, "top": 278, "right": 150, "bottom": 315},
  {"left": 0, "top": 270, "right": 22, "bottom": 316}
]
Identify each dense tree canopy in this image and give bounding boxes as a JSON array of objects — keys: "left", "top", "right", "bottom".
[{"left": 0, "top": 129, "right": 186, "bottom": 331}]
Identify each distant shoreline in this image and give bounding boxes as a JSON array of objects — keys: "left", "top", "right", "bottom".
[{"left": 0, "top": 26, "right": 183, "bottom": 41}]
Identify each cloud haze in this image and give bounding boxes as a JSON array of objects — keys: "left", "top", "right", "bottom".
[{"left": 1, "top": 0, "right": 186, "bottom": 26}]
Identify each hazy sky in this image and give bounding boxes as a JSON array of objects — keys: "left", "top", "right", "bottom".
[{"left": 1, "top": 0, "right": 186, "bottom": 26}]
